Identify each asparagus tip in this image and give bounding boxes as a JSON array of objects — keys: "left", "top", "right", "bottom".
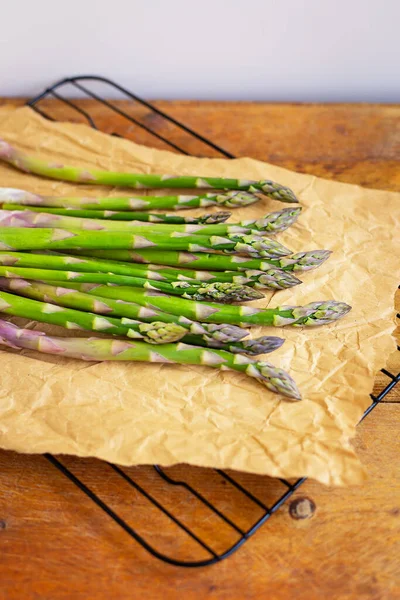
[
  {"left": 253, "top": 206, "right": 303, "bottom": 234},
  {"left": 253, "top": 268, "right": 302, "bottom": 290},
  {"left": 231, "top": 234, "right": 292, "bottom": 258},
  {"left": 280, "top": 249, "right": 332, "bottom": 272},
  {"left": 197, "top": 211, "right": 231, "bottom": 224},
  {"left": 256, "top": 180, "right": 299, "bottom": 203},
  {"left": 200, "top": 322, "right": 249, "bottom": 343},
  {"left": 216, "top": 191, "right": 260, "bottom": 208},
  {"left": 291, "top": 300, "right": 352, "bottom": 326},
  {"left": 255, "top": 361, "right": 302, "bottom": 400},
  {"left": 139, "top": 321, "right": 187, "bottom": 344},
  {"left": 240, "top": 336, "right": 285, "bottom": 355}
]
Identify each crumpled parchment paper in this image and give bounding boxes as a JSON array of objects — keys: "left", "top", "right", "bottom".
[{"left": 0, "top": 106, "right": 398, "bottom": 485}]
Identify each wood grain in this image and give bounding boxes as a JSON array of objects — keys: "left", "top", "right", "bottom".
[{"left": 0, "top": 98, "right": 399, "bottom": 599}]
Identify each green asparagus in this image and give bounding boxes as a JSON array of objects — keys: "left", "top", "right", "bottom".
[
  {"left": 0, "top": 142, "right": 298, "bottom": 202},
  {"left": 0, "top": 187, "right": 260, "bottom": 211},
  {"left": 2, "top": 204, "right": 231, "bottom": 224},
  {"left": 22, "top": 281, "right": 351, "bottom": 327},
  {"left": 70, "top": 248, "right": 332, "bottom": 273},
  {"left": 0, "top": 206, "right": 301, "bottom": 236},
  {"left": 0, "top": 227, "right": 292, "bottom": 258},
  {"left": 0, "top": 289, "right": 186, "bottom": 343},
  {"left": 0, "top": 319, "right": 301, "bottom": 400}
]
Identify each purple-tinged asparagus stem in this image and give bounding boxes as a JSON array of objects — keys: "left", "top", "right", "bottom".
[{"left": 0, "top": 319, "right": 301, "bottom": 400}]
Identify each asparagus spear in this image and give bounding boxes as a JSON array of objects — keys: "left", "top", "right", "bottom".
[
  {"left": 0, "top": 319, "right": 300, "bottom": 400},
  {"left": 70, "top": 248, "right": 332, "bottom": 273},
  {"left": 0, "top": 206, "right": 301, "bottom": 236},
  {"left": 0, "top": 142, "right": 298, "bottom": 202},
  {"left": 0, "top": 266, "right": 263, "bottom": 302},
  {"left": 2, "top": 204, "right": 231, "bottom": 224},
  {"left": 0, "top": 187, "right": 260, "bottom": 211},
  {"left": 0, "top": 251, "right": 302, "bottom": 291},
  {"left": 0, "top": 227, "right": 292, "bottom": 258},
  {"left": 0, "top": 277, "right": 248, "bottom": 345},
  {"left": 23, "top": 281, "right": 351, "bottom": 328},
  {"left": 0, "top": 289, "right": 186, "bottom": 343}
]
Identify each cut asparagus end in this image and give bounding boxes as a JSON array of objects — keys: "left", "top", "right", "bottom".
[
  {"left": 254, "top": 180, "right": 299, "bottom": 203},
  {"left": 0, "top": 187, "right": 43, "bottom": 203},
  {"left": 196, "top": 211, "right": 231, "bottom": 224},
  {"left": 214, "top": 191, "right": 260, "bottom": 208},
  {"left": 255, "top": 206, "right": 302, "bottom": 233},
  {"left": 239, "top": 336, "right": 285, "bottom": 355},
  {"left": 0, "top": 140, "right": 15, "bottom": 160},
  {"left": 183, "top": 282, "right": 264, "bottom": 303},
  {"left": 254, "top": 361, "right": 302, "bottom": 400},
  {"left": 138, "top": 321, "right": 187, "bottom": 344}
]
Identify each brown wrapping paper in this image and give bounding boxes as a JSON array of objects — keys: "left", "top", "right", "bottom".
[{"left": 0, "top": 106, "right": 398, "bottom": 486}]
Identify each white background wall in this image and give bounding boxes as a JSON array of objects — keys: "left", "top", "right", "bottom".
[{"left": 2, "top": 0, "right": 399, "bottom": 101}]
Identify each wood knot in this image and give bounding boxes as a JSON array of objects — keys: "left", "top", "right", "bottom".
[
  {"left": 0, "top": 520, "right": 6, "bottom": 530},
  {"left": 289, "top": 497, "right": 316, "bottom": 520}
]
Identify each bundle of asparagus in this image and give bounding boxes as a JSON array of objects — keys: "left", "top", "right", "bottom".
[
  {"left": 0, "top": 285, "right": 284, "bottom": 355},
  {"left": 0, "top": 265, "right": 264, "bottom": 302},
  {"left": 0, "top": 141, "right": 351, "bottom": 401},
  {"left": 0, "top": 251, "right": 303, "bottom": 290},
  {"left": 0, "top": 277, "right": 351, "bottom": 329}
]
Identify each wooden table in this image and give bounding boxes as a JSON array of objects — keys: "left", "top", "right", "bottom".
[{"left": 0, "top": 98, "right": 399, "bottom": 600}]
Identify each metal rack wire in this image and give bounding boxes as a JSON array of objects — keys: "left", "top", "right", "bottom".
[{"left": 25, "top": 75, "right": 400, "bottom": 567}]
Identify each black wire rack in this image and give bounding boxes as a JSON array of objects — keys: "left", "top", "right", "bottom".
[{"left": 23, "top": 75, "right": 400, "bottom": 568}]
